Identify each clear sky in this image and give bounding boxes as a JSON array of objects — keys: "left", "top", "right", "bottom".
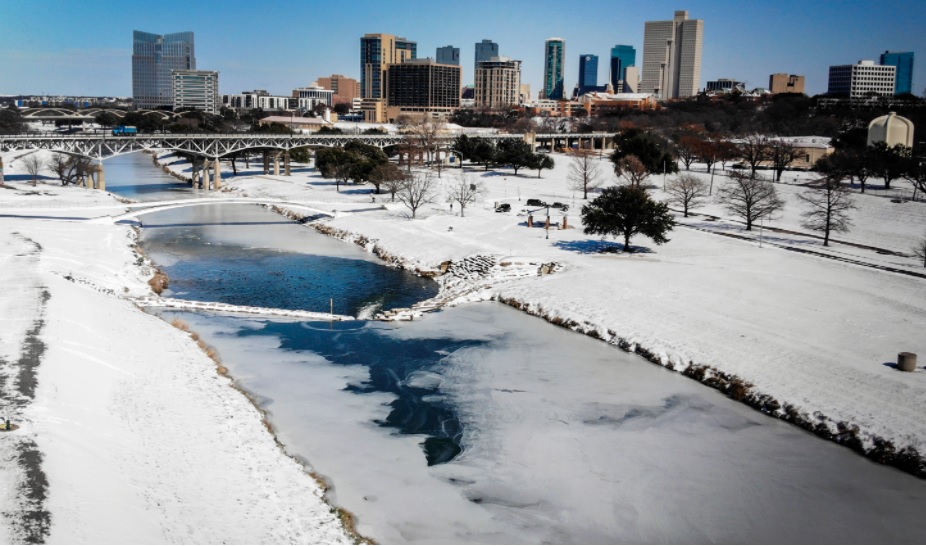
[{"left": 2, "top": 0, "right": 924, "bottom": 98}]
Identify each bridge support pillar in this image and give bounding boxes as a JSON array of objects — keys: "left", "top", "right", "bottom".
[
  {"left": 284, "top": 152, "right": 291, "bottom": 176},
  {"left": 273, "top": 153, "right": 281, "bottom": 176},
  {"left": 263, "top": 153, "right": 270, "bottom": 175},
  {"left": 213, "top": 159, "right": 222, "bottom": 190},
  {"left": 202, "top": 162, "right": 211, "bottom": 190},
  {"left": 93, "top": 162, "right": 106, "bottom": 191}
]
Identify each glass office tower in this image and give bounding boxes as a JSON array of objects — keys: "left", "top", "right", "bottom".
[
  {"left": 543, "top": 38, "right": 566, "bottom": 100},
  {"left": 880, "top": 51, "right": 914, "bottom": 95},
  {"left": 132, "top": 30, "right": 195, "bottom": 109}
]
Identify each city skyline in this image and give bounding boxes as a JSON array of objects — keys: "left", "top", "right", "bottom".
[{"left": 2, "top": 0, "right": 925, "bottom": 99}]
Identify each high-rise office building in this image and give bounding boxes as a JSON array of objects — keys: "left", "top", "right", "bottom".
[
  {"left": 828, "top": 60, "right": 896, "bottom": 98},
  {"left": 360, "top": 33, "right": 417, "bottom": 100},
  {"left": 578, "top": 54, "right": 598, "bottom": 95},
  {"left": 132, "top": 30, "right": 195, "bottom": 109},
  {"left": 879, "top": 51, "right": 914, "bottom": 95},
  {"left": 610, "top": 45, "right": 636, "bottom": 91},
  {"left": 475, "top": 39, "right": 499, "bottom": 79},
  {"left": 171, "top": 70, "right": 218, "bottom": 114},
  {"left": 542, "top": 38, "right": 566, "bottom": 100},
  {"left": 437, "top": 45, "right": 460, "bottom": 66},
  {"left": 385, "top": 59, "right": 461, "bottom": 120},
  {"left": 475, "top": 57, "right": 522, "bottom": 108},
  {"left": 641, "top": 10, "right": 704, "bottom": 99}
]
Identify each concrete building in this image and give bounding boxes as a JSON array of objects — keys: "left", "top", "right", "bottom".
[
  {"left": 292, "top": 86, "right": 334, "bottom": 107},
  {"left": 316, "top": 75, "right": 360, "bottom": 105},
  {"left": 827, "top": 60, "right": 896, "bottom": 98},
  {"left": 542, "top": 38, "right": 566, "bottom": 100},
  {"left": 360, "top": 33, "right": 417, "bottom": 100},
  {"left": 475, "top": 39, "right": 499, "bottom": 81},
  {"left": 437, "top": 45, "right": 460, "bottom": 66},
  {"left": 171, "top": 70, "right": 219, "bottom": 114},
  {"left": 578, "top": 54, "right": 598, "bottom": 95},
  {"left": 222, "top": 90, "right": 289, "bottom": 111},
  {"left": 385, "top": 59, "right": 461, "bottom": 121},
  {"left": 132, "top": 30, "right": 195, "bottom": 109},
  {"left": 520, "top": 84, "right": 532, "bottom": 103},
  {"left": 623, "top": 66, "right": 640, "bottom": 93},
  {"left": 880, "top": 51, "right": 914, "bottom": 95},
  {"left": 475, "top": 57, "right": 522, "bottom": 108},
  {"left": 868, "top": 112, "right": 914, "bottom": 147},
  {"left": 577, "top": 92, "right": 658, "bottom": 115},
  {"left": 769, "top": 73, "right": 806, "bottom": 94},
  {"left": 641, "top": 10, "right": 704, "bottom": 99},
  {"left": 610, "top": 45, "right": 636, "bottom": 92}
]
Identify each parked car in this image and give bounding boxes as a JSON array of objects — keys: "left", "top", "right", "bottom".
[
  {"left": 550, "top": 202, "right": 569, "bottom": 211},
  {"left": 526, "top": 198, "right": 546, "bottom": 207},
  {"left": 495, "top": 203, "right": 511, "bottom": 212}
]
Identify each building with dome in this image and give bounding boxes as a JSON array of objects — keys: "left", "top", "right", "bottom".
[{"left": 867, "top": 112, "right": 914, "bottom": 147}]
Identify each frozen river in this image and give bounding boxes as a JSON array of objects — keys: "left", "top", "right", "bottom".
[{"left": 108, "top": 153, "right": 926, "bottom": 543}]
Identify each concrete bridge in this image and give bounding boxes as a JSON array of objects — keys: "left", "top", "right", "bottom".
[
  {"left": 0, "top": 131, "right": 616, "bottom": 190},
  {"left": 93, "top": 197, "right": 341, "bottom": 224}
]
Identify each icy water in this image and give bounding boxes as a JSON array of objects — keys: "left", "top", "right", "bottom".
[{"left": 108, "top": 153, "right": 926, "bottom": 544}]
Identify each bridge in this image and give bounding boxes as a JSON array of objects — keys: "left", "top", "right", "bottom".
[
  {"left": 0, "top": 131, "right": 616, "bottom": 190},
  {"left": 93, "top": 197, "right": 343, "bottom": 224},
  {"left": 18, "top": 107, "right": 179, "bottom": 123}
]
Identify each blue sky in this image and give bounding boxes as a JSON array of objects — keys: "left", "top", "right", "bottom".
[{"left": 2, "top": 0, "right": 924, "bottom": 98}]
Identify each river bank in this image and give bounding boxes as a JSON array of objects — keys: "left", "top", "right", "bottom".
[
  {"left": 150, "top": 149, "right": 926, "bottom": 478},
  {"left": 0, "top": 151, "right": 352, "bottom": 544}
]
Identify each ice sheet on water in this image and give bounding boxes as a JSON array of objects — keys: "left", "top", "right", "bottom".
[{"left": 168, "top": 305, "right": 926, "bottom": 544}]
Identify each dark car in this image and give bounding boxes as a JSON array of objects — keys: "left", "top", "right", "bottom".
[
  {"left": 495, "top": 203, "right": 511, "bottom": 212},
  {"left": 551, "top": 202, "right": 569, "bottom": 211},
  {"left": 526, "top": 199, "right": 546, "bottom": 207}
]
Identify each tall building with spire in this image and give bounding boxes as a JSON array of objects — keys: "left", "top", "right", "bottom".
[
  {"left": 640, "top": 10, "right": 703, "bottom": 99},
  {"left": 132, "top": 30, "right": 195, "bottom": 109},
  {"left": 542, "top": 38, "right": 566, "bottom": 100}
]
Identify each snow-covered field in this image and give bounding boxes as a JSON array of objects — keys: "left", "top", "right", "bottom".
[
  {"left": 165, "top": 149, "right": 926, "bottom": 471},
  {"left": 1, "top": 143, "right": 925, "bottom": 541},
  {"left": 0, "top": 151, "right": 351, "bottom": 544}
]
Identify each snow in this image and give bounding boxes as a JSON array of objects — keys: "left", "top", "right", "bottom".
[
  {"left": 1, "top": 142, "right": 925, "bottom": 542},
  {"left": 0, "top": 150, "right": 351, "bottom": 544},
  {"left": 187, "top": 151, "right": 926, "bottom": 461}
]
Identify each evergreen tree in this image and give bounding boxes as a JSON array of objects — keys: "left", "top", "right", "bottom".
[{"left": 581, "top": 186, "right": 675, "bottom": 252}]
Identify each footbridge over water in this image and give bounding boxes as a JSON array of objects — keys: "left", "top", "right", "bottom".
[{"left": 95, "top": 197, "right": 342, "bottom": 224}]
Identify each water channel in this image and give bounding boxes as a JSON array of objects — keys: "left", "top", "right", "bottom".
[{"left": 107, "top": 153, "right": 926, "bottom": 544}]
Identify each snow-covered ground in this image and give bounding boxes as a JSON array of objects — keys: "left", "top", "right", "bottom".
[
  {"left": 156, "top": 149, "right": 926, "bottom": 471},
  {"left": 1, "top": 144, "right": 925, "bottom": 541},
  {"left": 0, "top": 150, "right": 351, "bottom": 544}
]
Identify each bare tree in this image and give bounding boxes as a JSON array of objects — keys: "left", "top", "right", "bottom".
[
  {"left": 445, "top": 172, "right": 484, "bottom": 217},
  {"left": 614, "top": 154, "right": 650, "bottom": 188},
  {"left": 49, "top": 153, "right": 92, "bottom": 186},
  {"left": 716, "top": 171, "right": 784, "bottom": 231},
  {"left": 396, "top": 172, "right": 438, "bottom": 218},
  {"left": 22, "top": 154, "right": 47, "bottom": 186},
  {"left": 568, "top": 149, "right": 602, "bottom": 199},
  {"left": 796, "top": 175, "right": 856, "bottom": 246},
  {"left": 769, "top": 139, "right": 802, "bottom": 182},
  {"left": 913, "top": 232, "right": 926, "bottom": 268},
  {"left": 676, "top": 134, "right": 703, "bottom": 171},
  {"left": 735, "top": 135, "right": 772, "bottom": 178},
  {"left": 665, "top": 174, "right": 708, "bottom": 217}
]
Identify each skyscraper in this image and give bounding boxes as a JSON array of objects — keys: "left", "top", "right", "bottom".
[
  {"left": 641, "top": 10, "right": 704, "bottom": 99},
  {"left": 475, "top": 39, "right": 499, "bottom": 80},
  {"left": 880, "top": 51, "right": 914, "bottom": 95},
  {"left": 475, "top": 57, "right": 522, "bottom": 108},
  {"left": 360, "top": 34, "right": 417, "bottom": 100},
  {"left": 132, "top": 30, "right": 195, "bottom": 109},
  {"left": 610, "top": 45, "right": 636, "bottom": 91},
  {"left": 578, "top": 54, "right": 598, "bottom": 95},
  {"left": 543, "top": 38, "right": 566, "bottom": 100},
  {"left": 436, "top": 45, "right": 460, "bottom": 66}
]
